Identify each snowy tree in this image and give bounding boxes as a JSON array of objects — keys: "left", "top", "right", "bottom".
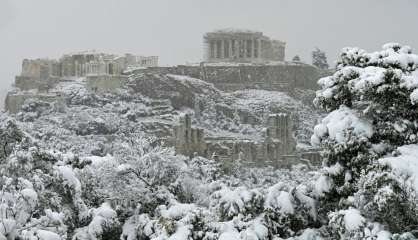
[
  {"left": 292, "top": 55, "right": 301, "bottom": 62},
  {"left": 312, "top": 43, "right": 418, "bottom": 235},
  {"left": 312, "top": 48, "right": 329, "bottom": 69}
]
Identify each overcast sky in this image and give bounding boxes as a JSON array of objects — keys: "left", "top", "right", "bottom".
[{"left": 1, "top": 0, "right": 418, "bottom": 109}]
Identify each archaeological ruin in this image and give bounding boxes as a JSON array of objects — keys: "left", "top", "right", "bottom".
[
  {"left": 4, "top": 29, "right": 325, "bottom": 167},
  {"left": 6, "top": 51, "right": 159, "bottom": 113},
  {"left": 172, "top": 113, "right": 301, "bottom": 168},
  {"left": 203, "top": 29, "right": 286, "bottom": 63}
]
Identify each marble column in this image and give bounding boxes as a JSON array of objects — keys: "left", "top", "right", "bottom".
[
  {"left": 258, "top": 39, "right": 262, "bottom": 59},
  {"left": 229, "top": 39, "right": 233, "bottom": 59},
  {"left": 221, "top": 39, "right": 224, "bottom": 59},
  {"left": 252, "top": 39, "right": 256, "bottom": 59}
]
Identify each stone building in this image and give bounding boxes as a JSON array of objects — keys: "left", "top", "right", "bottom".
[
  {"left": 173, "top": 114, "right": 206, "bottom": 157},
  {"left": 172, "top": 113, "right": 300, "bottom": 168},
  {"left": 203, "top": 29, "right": 286, "bottom": 63},
  {"left": 17, "top": 51, "right": 159, "bottom": 81}
]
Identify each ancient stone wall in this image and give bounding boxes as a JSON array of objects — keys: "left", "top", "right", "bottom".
[
  {"left": 173, "top": 114, "right": 206, "bottom": 158},
  {"left": 86, "top": 75, "right": 128, "bottom": 94},
  {"left": 5, "top": 92, "right": 65, "bottom": 114},
  {"left": 172, "top": 113, "right": 302, "bottom": 168},
  {"left": 133, "top": 63, "right": 325, "bottom": 91}
]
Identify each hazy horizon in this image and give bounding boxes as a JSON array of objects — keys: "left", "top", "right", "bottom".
[{"left": 1, "top": 0, "right": 418, "bottom": 109}]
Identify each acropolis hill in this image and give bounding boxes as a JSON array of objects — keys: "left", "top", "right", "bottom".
[{"left": 3, "top": 29, "right": 327, "bottom": 167}]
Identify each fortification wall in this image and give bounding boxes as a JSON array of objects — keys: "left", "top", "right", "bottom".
[
  {"left": 5, "top": 93, "right": 65, "bottom": 114},
  {"left": 86, "top": 75, "right": 128, "bottom": 93},
  {"left": 134, "top": 63, "right": 326, "bottom": 91}
]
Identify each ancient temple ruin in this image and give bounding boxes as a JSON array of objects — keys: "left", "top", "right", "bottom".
[
  {"left": 203, "top": 29, "right": 286, "bottom": 63},
  {"left": 19, "top": 52, "right": 158, "bottom": 80},
  {"left": 172, "top": 113, "right": 300, "bottom": 168}
]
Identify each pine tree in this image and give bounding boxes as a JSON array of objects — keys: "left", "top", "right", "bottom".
[
  {"left": 312, "top": 48, "right": 329, "bottom": 69},
  {"left": 312, "top": 43, "right": 418, "bottom": 235}
]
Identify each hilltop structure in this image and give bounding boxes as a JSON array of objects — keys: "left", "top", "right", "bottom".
[
  {"left": 17, "top": 52, "right": 158, "bottom": 81},
  {"left": 6, "top": 51, "right": 159, "bottom": 113},
  {"left": 203, "top": 29, "right": 286, "bottom": 63}
]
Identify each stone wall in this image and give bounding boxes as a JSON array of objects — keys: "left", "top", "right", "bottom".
[
  {"left": 86, "top": 75, "right": 128, "bottom": 94},
  {"left": 5, "top": 92, "right": 65, "bottom": 114},
  {"left": 15, "top": 76, "right": 60, "bottom": 91},
  {"left": 133, "top": 63, "right": 326, "bottom": 91},
  {"left": 172, "top": 113, "right": 301, "bottom": 168},
  {"left": 173, "top": 114, "right": 206, "bottom": 158}
]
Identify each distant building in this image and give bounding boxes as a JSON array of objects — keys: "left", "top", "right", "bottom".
[
  {"left": 203, "top": 29, "right": 286, "bottom": 63},
  {"left": 18, "top": 51, "right": 159, "bottom": 81}
]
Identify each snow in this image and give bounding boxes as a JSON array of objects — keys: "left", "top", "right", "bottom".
[
  {"left": 342, "top": 208, "right": 365, "bottom": 231},
  {"left": 351, "top": 67, "right": 386, "bottom": 92},
  {"left": 265, "top": 184, "right": 294, "bottom": 214},
  {"left": 296, "top": 229, "right": 323, "bottom": 240},
  {"left": 84, "top": 203, "right": 117, "bottom": 239},
  {"left": 219, "top": 223, "right": 240, "bottom": 240},
  {"left": 161, "top": 202, "right": 196, "bottom": 220},
  {"left": 410, "top": 88, "right": 418, "bottom": 104},
  {"left": 84, "top": 154, "right": 114, "bottom": 166},
  {"left": 324, "top": 162, "right": 343, "bottom": 175},
  {"left": 379, "top": 144, "right": 418, "bottom": 192},
  {"left": 312, "top": 105, "right": 373, "bottom": 145},
  {"left": 55, "top": 165, "right": 82, "bottom": 192},
  {"left": 94, "top": 202, "right": 117, "bottom": 219},
  {"left": 314, "top": 175, "right": 333, "bottom": 196},
  {"left": 168, "top": 225, "right": 191, "bottom": 240},
  {"left": 36, "top": 230, "right": 61, "bottom": 240},
  {"left": 20, "top": 188, "right": 38, "bottom": 207}
]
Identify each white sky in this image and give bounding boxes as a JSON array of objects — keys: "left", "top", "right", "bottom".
[{"left": 1, "top": 0, "right": 418, "bottom": 108}]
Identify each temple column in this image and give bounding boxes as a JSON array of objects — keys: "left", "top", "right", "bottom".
[
  {"left": 252, "top": 39, "right": 256, "bottom": 59},
  {"left": 213, "top": 41, "right": 217, "bottom": 59},
  {"left": 249, "top": 39, "right": 253, "bottom": 58},
  {"left": 221, "top": 39, "right": 224, "bottom": 59},
  {"left": 258, "top": 39, "right": 262, "bottom": 59},
  {"left": 243, "top": 40, "right": 247, "bottom": 59},
  {"left": 210, "top": 41, "right": 214, "bottom": 59},
  {"left": 229, "top": 39, "right": 233, "bottom": 59},
  {"left": 234, "top": 40, "right": 238, "bottom": 58}
]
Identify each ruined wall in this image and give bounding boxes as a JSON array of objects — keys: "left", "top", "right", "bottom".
[
  {"left": 15, "top": 76, "right": 60, "bottom": 91},
  {"left": 86, "top": 75, "right": 128, "bottom": 93},
  {"left": 172, "top": 113, "right": 302, "bottom": 168},
  {"left": 134, "top": 63, "right": 325, "bottom": 91},
  {"left": 173, "top": 114, "right": 206, "bottom": 158},
  {"left": 5, "top": 93, "right": 65, "bottom": 114}
]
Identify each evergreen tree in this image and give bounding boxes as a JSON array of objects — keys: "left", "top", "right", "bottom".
[
  {"left": 312, "top": 48, "right": 329, "bottom": 69},
  {"left": 292, "top": 55, "right": 301, "bottom": 62},
  {"left": 312, "top": 43, "right": 418, "bottom": 236}
]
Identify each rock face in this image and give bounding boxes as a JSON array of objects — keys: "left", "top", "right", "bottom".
[
  {"left": 129, "top": 73, "right": 220, "bottom": 109},
  {"left": 129, "top": 62, "right": 330, "bottom": 92}
]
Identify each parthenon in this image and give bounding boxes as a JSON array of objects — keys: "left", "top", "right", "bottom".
[{"left": 203, "top": 29, "right": 286, "bottom": 63}]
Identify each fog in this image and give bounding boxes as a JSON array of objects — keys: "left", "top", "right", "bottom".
[{"left": 1, "top": 0, "right": 418, "bottom": 109}]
